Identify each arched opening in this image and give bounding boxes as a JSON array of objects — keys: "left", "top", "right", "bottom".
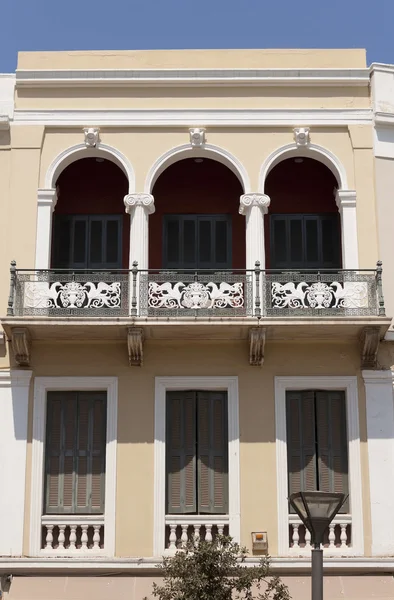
[
  {"left": 264, "top": 157, "right": 341, "bottom": 270},
  {"left": 51, "top": 158, "right": 129, "bottom": 269},
  {"left": 149, "top": 158, "right": 245, "bottom": 269}
]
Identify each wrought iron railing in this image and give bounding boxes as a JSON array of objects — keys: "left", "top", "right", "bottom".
[{"left": 7, "top": 261, "right": 386, "bottom": 318}]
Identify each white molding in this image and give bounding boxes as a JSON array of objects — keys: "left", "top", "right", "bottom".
[
  {"left": 44, "top": 142, "right": 135, "bottom": 192},
  {"left": 35, "top": 188, "right": 58, "bottom": 270},
  {"left": 13, "top": 108, "right": 372, "bottom": 128},
  {"left": 274, "top": 376, "right": 364, "bottom": 556},
  {"left": 30, "top": 376, "right": 118, "bottom": 557},
  {"left": 154, "top": 376, "right": 240, "bottom": 556},
  {"left": 0, "top": 370, "right": 32, "bottom": 556},
  {"left": 259, "top": 141, "right": 348, "bottom": 190},
  {"left": 144, "top": 143, "right": 250, "bottom": 193},
  {"left": 14, "top": 68, "right": 370, "bottom": 89},
  {"left": 2, "top": 555, "right": 394, "bottom": 573},
  {"left": 362, "top": 369, "right": 394, "bottom": 556}
]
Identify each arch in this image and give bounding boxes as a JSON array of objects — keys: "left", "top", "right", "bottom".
[
  {"left": 259, "top": 142, "right": 348, "bottom": 192},
  {"left": 144, "top": 143, "right": 250, "bottom": 194},
  {"left": 44, "top": 142, "right": 135, "bottom": 193}
]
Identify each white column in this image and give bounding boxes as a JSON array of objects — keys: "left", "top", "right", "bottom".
[
  {"left": 0, "top": 370, "right": 32, "bottom": 555},
  {"left": 239, "top": 193, "right": 270, "bottom": 270},
  {"left": 35, "top": 188, "right": 58, "bottom": 269},
  {"left": 336, "top": 190, "right": 359, "bottom": 270},
  {"left": 363, "top": 369, "right": 394, "bottom": 556},
  {"left": 124, "top": 193, "right": 155, "bottom": 270}
]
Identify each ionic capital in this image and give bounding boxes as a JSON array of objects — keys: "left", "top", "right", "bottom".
[
  {"left": 239, "top": 193, "right": 270, "bottom": 215},
  {"left": 124, "top": 193, "right": 155, "bottom": 215}
]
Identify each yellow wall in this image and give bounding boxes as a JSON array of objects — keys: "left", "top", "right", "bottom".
[{"left": 22, "top": 340, "right": 370, "bottom": 557}]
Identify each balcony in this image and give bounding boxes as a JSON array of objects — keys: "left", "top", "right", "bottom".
[{"left": 2, "top": 262, "right": 390, "bottom": 367}]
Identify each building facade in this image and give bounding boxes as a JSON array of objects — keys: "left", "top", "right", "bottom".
[{"left": 0, "top": 49, "right": 394, "bottom": 599}]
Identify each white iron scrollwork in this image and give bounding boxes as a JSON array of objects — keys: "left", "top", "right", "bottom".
[
  {"left": 25, "top": 281, "right": 122, "bottom": 309},
  {"left": 271, "top": 280, "right": 368, "bottom": 310},
  {"left": 148, "top": 280, "right": 244, "bottom": 310}
]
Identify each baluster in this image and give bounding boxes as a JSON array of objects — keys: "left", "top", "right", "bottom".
[
  {"left": 291, "top": 524, "right": 299, "bottom": 548},
  {"left": 81, "top": 525, "right": 89, "bottom": 550},
  {"left": 217, "top": 523, "right": 224, "bottom": 537},
  {"left": 304, "top": 527, "right": 311, "bottom": 549},
  {"left": 45, "top": 525, "right": 54, "bottom": 550},
  {"left": 168, "top": 524, "right": 177, "bottom": 551},
  {"left": 254, "top": 261, "right": 261, "bottom": 318},
  {"left": 131, "top": 260, "right": 138, "bottom": 316},
  {"left": 93, "top": 525, "right": 101, "bottom": 550},
  {"left": 328, "top": 524, "right": 336, "bottom": 549},
  {"left": 69, "top": 525, "right": 77, "bottom": 551},
  {"left": 205, "top": 524, "right": 213, "bottom": 543},
  {"left": 340, "top": 523, "right": 348, "bottom": 548},
  {"left": 181, "top": 524, "right": 188, "bottom": 547},
  {"left": 58, "top": 525, "right": 66, "bottom": 550},
  {"left": 376, "top": 261, "right": 386, "bottom": 316},
  {"left": 7, "top": 260, "right": 16, "bottom": 316},
  {"left": 194, "top": 524, "right": 200, "bottom": 545}
]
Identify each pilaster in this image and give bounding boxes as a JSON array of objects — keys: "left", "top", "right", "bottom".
[
  {"left": 35, "top": 188, "right": 58, "bottom": 269},
  {"left": 335, "top": 189, "right": 359, "bottom": 270}
]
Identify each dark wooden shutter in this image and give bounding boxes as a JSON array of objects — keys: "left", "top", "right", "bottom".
[
  {"left": 45, "top": 391, "right": 106, "bottom": 514},
  {"left": 197, "top": 392, "right": 228, "bottom": 514},
  {"left": 166, "top": 392, "right": 197, "bottom": 514},
  {"left": 286, "top": 391, "right": 317, "bottom": 500},
  {"left": 315, "top": 391, "right": 348, "bottom": 512}
]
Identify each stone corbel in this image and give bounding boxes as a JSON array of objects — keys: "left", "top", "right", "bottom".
[
  {"left": 83, "top": 127, "right": 100, "bottom": 147},
  {"left": 249, "top": 327, "right": 266, "bottom": 366},
  {"left": 127, "top": 327, "right": 144, "bottom": 366},
  {"left": 11, "top": 327, "right": 31, "bottom": 367},
  {"left": 360, "top": 326, "right": 381, "bottom": 369},
  {"left": 293, "top": 127, "right": 310, "bottom": 147},
  {"left": 124, "top": 193, "right": 155, "bottom": 215},
  {"left": 189, "top": 127, "right": 206, "bottom": 148}
]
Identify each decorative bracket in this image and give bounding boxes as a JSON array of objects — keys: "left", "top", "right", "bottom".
[
  {"left": 127, "top": 327, "right": 144, "bottom": 366},
  {"left": 83, "top": 127, "right": 100, "bottom": 147},
  {"left": 293, "top": 127, "right": 310, "bottom": 148},
  {"left": 249, "top": 327, "right": 266, "bottom": 366},
  {"left": 11, "top": 327, "right": 31, "bottom": 367},
  {"left": 359, "top": 326, "right": 381, "bottom": 369},
  {"left": 189, "top": 127, "right": 206, "bottom": 148}
]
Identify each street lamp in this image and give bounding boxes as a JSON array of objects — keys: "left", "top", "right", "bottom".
[{"left": 289, "top": 491, "right": 347, "bottom": 600}]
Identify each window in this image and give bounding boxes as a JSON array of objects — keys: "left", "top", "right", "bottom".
[
  {"left": 52, "top": 215, "right": 122, "bottom": 269},
  {"left": 44, "top": 391, "right": 107, "bottom": 514},
  {"left": 163, "top": 215, "right": 231, "bottom": 269},
  {"left": 166, "top": 391, "right": 228, "bottom": 515},
  {"left": 270, "top": 214, "right": 341, "bottom": 269},
  {"left": 286, "top": 390, "right": 348, "bottom": 512}
]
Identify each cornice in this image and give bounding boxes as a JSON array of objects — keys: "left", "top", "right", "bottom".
[
  {"left": 12, "top": 108, "right": 373, "bottom": 128},
  {"left": 0, "top": 556, "right": 393, "bottom": 574},
  {"left": 15, "top": 68, "right": 370, "bottom": 88}
]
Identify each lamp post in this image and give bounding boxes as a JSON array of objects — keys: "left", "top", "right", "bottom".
[{"left": 289, "top": 491, "right": 347, "bottom": 600}]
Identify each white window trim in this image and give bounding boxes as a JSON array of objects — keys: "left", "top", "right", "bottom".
[
  {"left": 275, "top": 376, "right": 364, "bottom": 556},
  {"left": 30, "top": 376, "right": 118, "bottom": 557},
  {"left": 154, "top": 376, "right": 240, "bottom": 556}
]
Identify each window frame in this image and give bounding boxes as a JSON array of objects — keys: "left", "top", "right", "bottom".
[
  {"left": 154, "top": 376, "right": 240, "bottom": 556},
  {"left": 52, "top": 214, "right": 123, "bottom": 270},
  {"left": 162, "top": 214, "right": 232, "bottom": 270},
  {"left": 30, "top": 377, "right": 118, "bottom": 557},
  {"left": 275, "top": 376, "right": 364, "bottom": 556},
  {"left": 269, "top": 213, "right": 341, "bottom": 270}
]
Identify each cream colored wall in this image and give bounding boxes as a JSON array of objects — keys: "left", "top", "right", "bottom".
[
  {"left": 14, "top": 86, "right": 371, "bottom": 111},
  {"left": 23, "top": 340, "right": 370, "bottom": 558},
  {"left": 17, "top": 48, "right": 367, "bottom": 70}
]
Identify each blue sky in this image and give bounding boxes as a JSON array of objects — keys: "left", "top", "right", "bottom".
[{"left": 1, "top": 0, "right": 393, "bottom": 72}]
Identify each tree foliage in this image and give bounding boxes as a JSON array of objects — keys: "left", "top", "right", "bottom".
[{"left": 149, "top": 536, "right": 291, "bottom": 600}]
